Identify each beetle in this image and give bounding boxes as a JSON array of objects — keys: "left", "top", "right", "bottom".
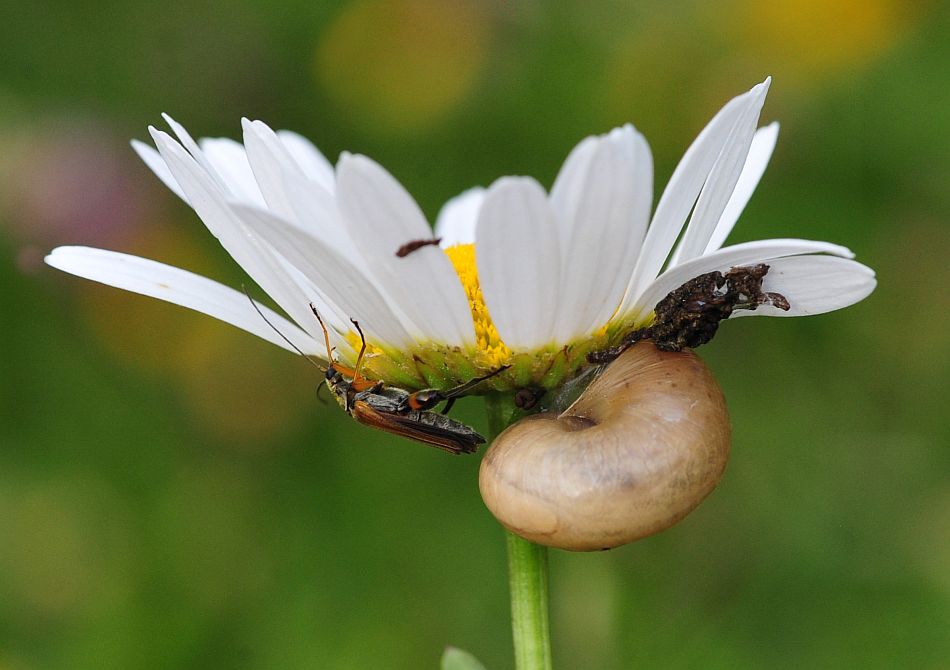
[
  {"left": 311, "top": 305, "right": 508, "bottom": 454},
  {"left": 247, "top": 285, "right": 506, "bottom": 454}
]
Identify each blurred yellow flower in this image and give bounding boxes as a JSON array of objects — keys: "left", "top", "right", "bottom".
[
  {"left": 315, "top": 0, "right": 490, "bottom": 132},
  {"left": 733, "top": 0, "right": 921, "bottom": 82}
]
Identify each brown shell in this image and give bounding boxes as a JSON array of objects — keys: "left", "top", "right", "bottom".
[{"left": 479, "top": 343, "right": 731, "bottom": 551}]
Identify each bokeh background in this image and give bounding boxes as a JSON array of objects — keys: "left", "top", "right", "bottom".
[{"left": 1, "top": 0, "right": 948, "bottom": 668}]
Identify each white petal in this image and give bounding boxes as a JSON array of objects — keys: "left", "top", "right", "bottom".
[
  {"left": 242, "top": 121, "right": 361, "bottom": 262},
  {"left": 673, "top": 81, "right": 770, "bottom": 264},
  {"left": 620, "top": 78, "right": 772, "bottom": 314},
  {"left": 336, "top": 154, "right": 475, "bottom": 346},
  {"left": 629, "top": 129, "right": 655, "bottom": 249},
  {"left": 160, "top": 114, "right": 227, "bottom": 191},
  {"left": 45, "top": 246, "right": 321, "bottom": 355},
  {"left": 549, "top": 125, "right": 654, "bottom": 340},
  {"left": 198, "top": 137, "right": 266, "bottom": 206},
  {"left": 149, "top": 128, "right": 324, "bottom": 340},
  {"left": 280, "top": 173, "right": 361, "bottom": 260},
  {"left": 730, "top": 255, "right": 876, "bottom": 318},
  {"left": 628, "top": 238, "right": 855, "bottom": 320},
  {"left": 476, "top": 177, "right": 561, "bottom": 350},
  {"left": 435, "top": 187, "right": 484, "bottom": 247},
  {"left": 549, "top": 134, "right": 598, "bottom": 241},
  {"left": 131, "top": 140, "right": 188, "bottom": 202},
  {"left": 277, "top": 130, "right": 336, "bottom": 193},
  {"left": 230, "top": 202, "right": 414, "bottom": 350},
  {"left": 241, "top": 118, "right": 303, "bottom": 221},
  {"left": 705, "top": 122, "right": 779, "bottom": 254}
]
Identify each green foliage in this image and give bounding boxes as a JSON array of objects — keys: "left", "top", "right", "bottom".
[{"left": 1, "top": 1, "right": 949, "bottom": 669}]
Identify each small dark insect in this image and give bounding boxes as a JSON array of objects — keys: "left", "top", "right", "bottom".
[
  {"left": 514, "top": 388, "right": 546, "bottom": 411},
  {"left": 395, "top": 238, "right": 442, "bottom": 258},
  {"left": 589, "top": 263, "right": 789, "bottom": 364}
]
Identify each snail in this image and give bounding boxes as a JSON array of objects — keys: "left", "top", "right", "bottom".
[{"left": 479, "top": 341, "right": 731, "bottom": 551}]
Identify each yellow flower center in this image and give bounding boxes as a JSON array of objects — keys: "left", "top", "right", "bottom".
[{"left": 444, "top": 243, "right": 512, "bottom": 367}]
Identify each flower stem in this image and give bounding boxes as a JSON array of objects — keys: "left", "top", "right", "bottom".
[
  {"left": 485, "top": 394, "right": 553, "bottom": 670},
  {"left": 506, "top": 530, "right": 553, "bottom": 670}
]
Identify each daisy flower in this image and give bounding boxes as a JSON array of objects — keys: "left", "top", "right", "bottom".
[{"left": 46, "top": 78, "right": 875, "bottom": 395}]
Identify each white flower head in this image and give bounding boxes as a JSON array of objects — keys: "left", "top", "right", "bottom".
[{"left": 47, "top": 78, "right": 875, "bottom": 393}]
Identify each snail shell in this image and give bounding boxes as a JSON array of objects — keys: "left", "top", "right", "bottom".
[{"left": 479, "top": 342, "right": 731, "bottom": 551}]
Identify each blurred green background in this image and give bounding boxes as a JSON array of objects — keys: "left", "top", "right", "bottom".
[{"left": 1, "top": 0, "right": 948, "bottom": 668}]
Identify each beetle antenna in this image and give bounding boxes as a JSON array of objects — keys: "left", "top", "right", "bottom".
[
  {"left": 315, "top": 379, "right": 329, "bottom": 405},
  {"left": 242, "top": 285, "right": 325, "bottom": 372},
  {"left": 349, "top": 318, "right": 368, "bottom": 382},
  {"left": 309, "top": 303, "right": 336, "bottom": 363}
]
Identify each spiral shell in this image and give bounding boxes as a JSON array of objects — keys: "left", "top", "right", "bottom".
[{"left": 479, "top": 343, "right": 731, "bottom": 551}]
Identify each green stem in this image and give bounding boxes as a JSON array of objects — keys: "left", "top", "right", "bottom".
[
  {"left": 506, "top": 531, "right": 552, "bottom": 670},
  {"left": 485, "top": 394, "right": 553, "bottom": 670}
]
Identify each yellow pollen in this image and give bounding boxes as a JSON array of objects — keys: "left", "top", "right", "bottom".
[
  {"left": 445, "top": 243, "right": 512, "bottom": 366},
  {"left": 344, "top": 331, "right": 382, "bottom": 366}
]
